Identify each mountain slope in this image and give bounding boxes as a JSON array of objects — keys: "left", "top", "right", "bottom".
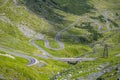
[{"left": 0, "top": 0, "right": 120, "bottom": 80}]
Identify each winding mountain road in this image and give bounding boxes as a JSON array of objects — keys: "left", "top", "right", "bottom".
[
  {"left": 30, "top": 38, "right": 96, "bottom": 62},
  {"left": 29, "top": 39, "right": 54, "bottom": 57},
  {"left": 44, "top": 18, "right": 81, "bottom": 50},
  {"left": 0, "top": 47, "right": 39, "bottom": 66},
  {"left": 54, "top": 57, "right": 96, "bottom": 62},
  {"left": 30, "top": 18, "right": 96, "bottom": 63},
  {"left": 7, "top": 52, "right": 38, "bottom": 66}
]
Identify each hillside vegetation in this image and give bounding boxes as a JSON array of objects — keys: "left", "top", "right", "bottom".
[{"left": 0, "top": 0, "right": 120, "bottom": 80}]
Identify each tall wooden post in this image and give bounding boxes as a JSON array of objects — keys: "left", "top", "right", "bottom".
[{"left": 103, "top": 44, "right": 108, "bottom": 58}]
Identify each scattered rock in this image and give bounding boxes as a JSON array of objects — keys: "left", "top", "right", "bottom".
[
  {"left": 17, "top": 24, "right": 36, "bottom": 38},
  {"left": 34, "top": 33, "right": 44, "bottom": 39},
  {"left": 0, "top": 16, "right": 13, "bottom": 25},
  {"left": 116, "top": 54, "right": 120, "bottom": 57},
  {"left": 0, "top": 74, "right": 5, "bottom": 80},
  {"left": 13, "top": 0, "right": 18, "bottom": 6}
]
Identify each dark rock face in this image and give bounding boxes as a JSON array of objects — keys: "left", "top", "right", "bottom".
[
  {"left": 42, "top": 0, "right": 46, "bottom": 2},
  {"left": 96, "top": 77, "right": 105, "bottom": 80},
  {"left": 23, "top": 0, "right": 94, "bottom": 25},
  {"left": 117, "top": 78, "right": 120, "bottom": 80}
]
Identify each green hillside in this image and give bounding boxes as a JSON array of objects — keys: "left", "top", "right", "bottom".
[{"left": 0, "top": 0, "right": 120, "bottom": 80}]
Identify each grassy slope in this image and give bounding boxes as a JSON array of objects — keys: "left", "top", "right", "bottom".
[
  {"left": 0, "top": 0, "right": 69, "bottom": 80},
  {"left": 0, "top": 0, "right": 120, "bottom": 80}
]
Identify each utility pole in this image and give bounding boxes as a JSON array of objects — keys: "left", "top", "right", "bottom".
[{"left": 103, "top": 44, "right": 108, "bottom": 58}]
